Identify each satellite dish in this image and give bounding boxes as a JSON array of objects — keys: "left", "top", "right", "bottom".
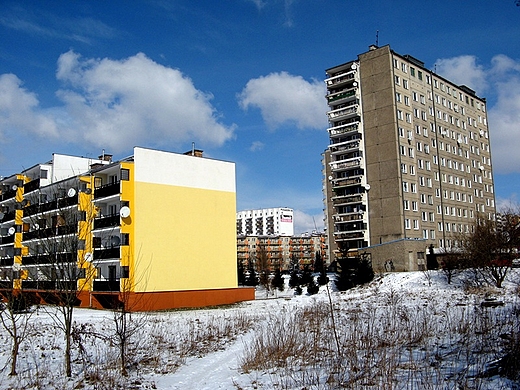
[
  {"left": 11, "top": 185, "right": 18, "bottom": 191},
  {"left": 84, "top": 252, "right": 92, "bottom": 262},
  {"left": 328, "top": 176, "right": 333, "bottom": 181},
  {"left": 365, "top": 184, "right": 371, "bottom": 191},
  {"left": 0, "top": 212, "right": 4, "bottom": 220},
  {"left": 12, "top": 263, "right": 21, "bottom": 271},
  {"left": 8, "top": 227, "right": 16, "bottom": 235},
  {"left": 67, "top": 188, "right": 77, "bottom": 197},
  {"left": 351, "top": 63, "right": 357, "bottom": 70},
  {"left": 120, "top": 206, "right": 130, "bottom": 218},
  {"left": 84, "top": 188, "right": 92, "bottom": 195},
  {"left": 111, "top": 236, "right": 121, "bottom": 246}
]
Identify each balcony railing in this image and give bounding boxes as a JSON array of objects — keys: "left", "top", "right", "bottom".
[
  {"left": 93, "top": 247, "right": 120, "bottom": 260},
  {"left": 329, "top": 140, "right": 361, "bottom": 154},
  {"left": 94, "top": 214, "right": 120, "bottom": 229},
  {"left": 328, "top": 122, "right": 359, "bottom": 137},
  {"left": 93, "top": 280, "right": 120, "bottom": 292},
  {"left": 332, "top": 177, "right": 362, "bottom": 188},
  {"left": 94, "top": 181, "right": 120, "bottom": 199},
  {"left": 325, "top": 71, "right": 355, "bottom": 87},
  {"left": 1, "top": 189, "right": 17, "bottom": 201},
  {"left": 327, "top": 105, "right": 359, "bottom": 120},
  {"left": 330, "top": 158, "right": 362, "bottom": 171},
  {"left": 0, "top": 232, "right": 16, "bottom": 244},
  {"left": 0, "top": 210, "right": 16, "bottom": 222},
  {"left": 23, "top": 179, "right": 40, "bottom": 194},
  {"left": 327, "top": 89, "right": 356, "bottom": 103}
]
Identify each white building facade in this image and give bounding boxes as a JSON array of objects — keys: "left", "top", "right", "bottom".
[{"left": 236, "top": 207, "right": 294, "bottom": 237}]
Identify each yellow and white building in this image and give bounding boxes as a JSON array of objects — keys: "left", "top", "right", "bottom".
[{"left": 0, "top": 147, "right": 254, "bottom": 311}]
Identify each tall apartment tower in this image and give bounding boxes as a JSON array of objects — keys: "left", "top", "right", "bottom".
[{"left": 324, "top": 45, "right": 495, "bottom": 271}]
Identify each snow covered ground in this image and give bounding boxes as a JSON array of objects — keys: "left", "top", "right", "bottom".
[{"left": 0, "top": 270, "right": 519, "bottom": 389}]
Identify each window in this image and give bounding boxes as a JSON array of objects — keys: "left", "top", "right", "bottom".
[
  {"left": 402, "top": 63, "right": 408, "bottom": 73},
  {"left": 396, "top": 92, "right": 402, "bottom": 103},
  {"left": 410, "top": 67, "right": 416, "bottom": 77},
  {"left": 414, "top": 220, "right": 419, "bottom": 230},
  {"left": 412, "top": 201, "right": 418, "bottom": 211},
  {"left": 395, "top": 75, "right": 401, "bottom": 85},
  {"left": 404, "top": 200, "right": 410, "bottom": 210},
  {"left": 399, "top": 127, "right": 405, "bottom": 137},
  {"left": 409, "top": 165, "right": 415, "bottom": 175},
  {"left": 400, "top": 145, "right": 406, "bottom": 155},
  {"left": 40, "top": 169, "right": 48, "bottom": 179},
  {"left": 418, "top": 71, "right": 423, "bottom": 81},
  {"left": 405, "top": 219, "right": 411, "bottom": 229},
  {"left": 411, "top": 183, "right": 417, "bottom": 193},
  {"left": 121, "top": 266, "right": 130, "bottom": 278},
  {"left": 405, "top": 96, "right": 410, "bottom": 106},
  {"left": 403, "top": 79, "right": 409, "bottom": 89},
  {"left": 397, "top": 110, "right": 403, "bottom": 120},
  {"left": 401, "top": 163, "right": 407, "bottom": 173},
  {"left": 393, "top": 58, "right": 399, "bottom": 68},
  {"left": 408, "top": 147, "right": 414, "bottom": 158},
  {"left": 403, "top": 181, "right": 409, "bottom": 192},
  {"left": 121, "top": 168, "right": 130, "bottom": 181}
]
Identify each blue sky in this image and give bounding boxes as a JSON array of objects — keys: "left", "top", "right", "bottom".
[{"left": 1, "top": 1, "right": 520, "bottom": 234}]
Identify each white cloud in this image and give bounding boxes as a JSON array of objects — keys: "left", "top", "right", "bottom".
[
  {"left": 0, "top": 74, "right": 59, "bottom": 141},
  {"left": 434, "top": 55, "right": 487, "bottom": 95},
  {"left": 238, "top": 71, "right": 328, "bottom": 130},
  {"left": 53, "top": 50, "right": 235, "bottom": 151},
  {"left": 249, "top": 141, "right": 265, "bottom": 152},
  {"left": 435, "top": 54, "right": 520, "bottom": 174},
  {"left": 293, "top": 209, "right": 324, "bottom": 235},
  {"left": 0, "top": 51, "right": 235, "bottom": 153}
]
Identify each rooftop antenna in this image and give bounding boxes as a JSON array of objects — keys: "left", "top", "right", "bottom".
[
  {"left": 375, "top": 30, "right": 379, "bottom": 47},
  {"left": 191, "top": 142, "right": 195, "bottom": 156}
]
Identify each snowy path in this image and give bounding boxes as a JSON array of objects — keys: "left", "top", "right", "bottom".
[{"left": 154, "top": 332, "right": 252, "bottom": 390}]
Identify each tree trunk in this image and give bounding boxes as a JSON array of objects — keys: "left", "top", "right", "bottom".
[{"left": 9, "top": 337, "right": 19, "bottom": 376}]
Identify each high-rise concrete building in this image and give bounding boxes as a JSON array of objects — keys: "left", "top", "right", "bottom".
[{"left": 323, "top": 45, "right": 495, "bottom": 271}]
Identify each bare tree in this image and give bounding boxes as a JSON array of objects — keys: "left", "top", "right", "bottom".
[
  {"left": 110, "top": 248, "right": 151, "bottom": 376},
  {"left": 255, "top": 243, "right": 271, "bottom": 294},
  {"left": 22, "top": 182, "right": 99, "bottom": 377},
  {"left": 459, "top": 213, "right": 512, "bottom": 288},
  {"left": 0, "top": 290, "right": 35, "bottom": 376}
]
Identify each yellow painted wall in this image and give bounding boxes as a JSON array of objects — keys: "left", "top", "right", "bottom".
[{"left": 132, "top": 181, "right": 237, "bottom": 292}]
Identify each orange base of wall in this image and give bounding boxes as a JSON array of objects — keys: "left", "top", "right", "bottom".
[{"left": 80, "top": 287, "right": 256, "bottom": 311}]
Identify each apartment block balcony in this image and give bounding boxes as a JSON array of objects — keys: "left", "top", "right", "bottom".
[
  {"left": 0, "top": 188, "right": 17, "bottom": 201},
  {"left": 94, "top": 181, "right": 120, "bottom": 199},
  {"left": 93, "top": 247, "right": 120, "bottom": 260},
  {"left": 0, "top": 209, "right": 16, "bottom": 222},
  {"left": 325, "top": 70, "right": 355, "bottom": 87},
  {"left": 93, "top": 214, "right": 120, "bottom": 229},
  {"left": 331, "top": 193, "right": 364, "bottom": 204},
  {"left": 326, "top": 88, "right": 357, "bottom": 104},
  {"left": 327, "top": 105, "right": 359, "bottom": 121},
  {"left": 329, "top": 140, "right": 361, "bottom": 155},
  {"left": 333, "top": 213, "right": 364, "bottom": 223},
  {"left": 330, "top": 157, "right": 362, "bottom": 171},
  {"left": 328, "top": 122, "right": 360, "bottom": 137},
  {"left": 0, "top": 235, "right": 15, "bottom": 245},
  {"left": 332, "top": 177, "right": 362, "bottom": 189},
  {"left": 93, "top": 280, "right": 120, "bottom": 292},
  {"left": 23, "top": 179, "right": 40, "bottom": 194},
  {"left": 22, "top": 280, "right": 78, "bottom": 291}
]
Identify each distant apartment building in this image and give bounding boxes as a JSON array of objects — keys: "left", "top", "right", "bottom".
[
  {"left": 236, "top": 207, "right": 326, "bottom": 269},
  {"left": 0, "top": 147, "right": 254, "bottom": 311},
  {"left": 236, "top": 207, "right": 294, "bottom": 236},
  {"left": 237, "top": 232, "right": 326, "bottom": 271},
  {"left": 323, "top": 45, "right": 495, "bottom": 271}
]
